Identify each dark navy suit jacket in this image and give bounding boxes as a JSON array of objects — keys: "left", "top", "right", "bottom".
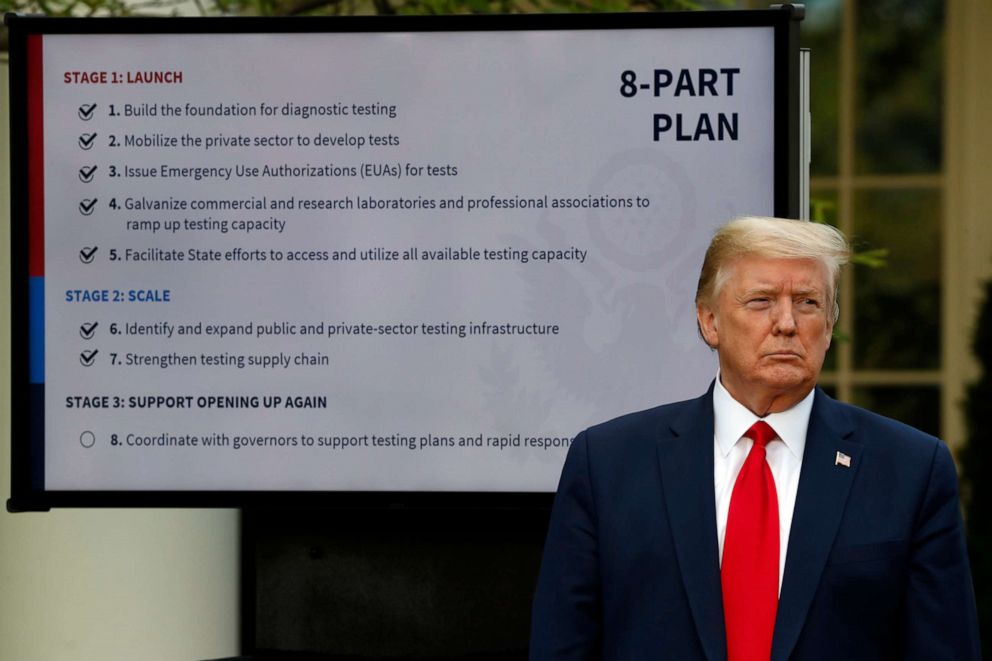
[{"left": 530, "top": 386, "right": 980, "bottom": 660}]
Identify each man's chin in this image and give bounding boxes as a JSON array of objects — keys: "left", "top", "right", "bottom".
[{"left": 756, "top": 368, "right": 814, "bottom": 393}]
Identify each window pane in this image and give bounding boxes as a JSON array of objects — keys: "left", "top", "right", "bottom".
[
  {"left": 802, "top": 0, "right": 842, "bottom": 176},
  {"left": 851, "top": 386, "right": 940, "bottom": 437},
  {"left": 855, "top": 0, "right": 943, "bottom": 174},
  {"left": 809, "top": 188, "right": 839, "bottom": 227},
  {"left": 853, "top": 189, "right": 940, "bottom": 369}
]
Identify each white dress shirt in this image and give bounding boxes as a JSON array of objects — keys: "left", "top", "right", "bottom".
[{"left": 713, "top": 375, "right": 813, "bottom": 592}]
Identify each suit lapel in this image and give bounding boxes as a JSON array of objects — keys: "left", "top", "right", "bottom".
[
  {"left": 771, "top": 389, "right": 861, "bottom": 661},
  {"left": 657, "top": 385, "right": 727, "bottom": 661}
]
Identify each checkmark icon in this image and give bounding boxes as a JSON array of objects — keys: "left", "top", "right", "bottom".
[
  {"left": 80, "top": 321, "right": 98, "bottom": 340},
  {"left": 80, "top": 349, "right": 98, "bottom": 367},
  {"left": 78, "top": 103, "right": 97, "bottom": 121},
  {"left": 79, "top": 165, "right": 97, "bottom": 183},
  {"left": 79, "top": 246, "right": 98, "bottom": 264},
  {"left": 79, "top": 198, "right": 98, "bottom": 216},
  {"left": 78, "top": 133, "right": 97, "bottom": 150}
]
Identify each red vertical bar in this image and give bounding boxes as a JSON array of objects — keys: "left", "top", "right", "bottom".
[{"left": 27, "top": 34, "right": 45, "bottom": 277}]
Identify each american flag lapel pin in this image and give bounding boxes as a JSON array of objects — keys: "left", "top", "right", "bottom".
[{"left": 835, "top": 451, "right": 852, "bottom": 468}]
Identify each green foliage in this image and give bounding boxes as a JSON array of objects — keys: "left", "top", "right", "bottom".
[
  {"left": 810, "top": 195, "right": 889, "bottom": 270},
  {"left": 1, "top": 0, "right": 726, "bottom": 19},
  {"left": 215, "top": 0, "right": 724, "bottom": 17},
  {"left": 962, "top": 280, "right": 992, "bottom": 658},
  {"left": 1, "top": 0, "right": 730, "bottom": 50},
  {"left": 848, "top": 247, "right": 889, "bottom": 269},
  {"left": 808, "top": 197, "right": 836, "bottom": 225},
  {"left": 0, "top": 0, "right": 186, "bottom": 17}
]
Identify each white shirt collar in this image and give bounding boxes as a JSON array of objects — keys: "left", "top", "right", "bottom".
[{"left": 713, "top": 374, "right": 814, "bottom": 460}]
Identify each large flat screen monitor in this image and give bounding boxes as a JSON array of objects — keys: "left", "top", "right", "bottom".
[{"left": 6, "top": 8, "right": 800, "bottom": 509}]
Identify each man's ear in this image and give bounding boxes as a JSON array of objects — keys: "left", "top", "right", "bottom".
[{"left": 696, "top": 303, "right": 719, "bottom": 349}]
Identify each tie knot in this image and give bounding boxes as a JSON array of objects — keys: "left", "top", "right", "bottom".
[{"left": 746, "top": 420, "right": 777, "bottom": 448}]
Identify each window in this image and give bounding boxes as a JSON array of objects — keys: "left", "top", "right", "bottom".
[{"left": 742, "top": 0, "right": 946, "bottom": 438}]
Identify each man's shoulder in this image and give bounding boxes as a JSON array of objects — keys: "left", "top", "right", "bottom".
[
  {"left": 581, "top": 393, "right": 705, "bottom": 448},
  {"left": 815, "top": 390, "right": 943, "bottom": 457}
]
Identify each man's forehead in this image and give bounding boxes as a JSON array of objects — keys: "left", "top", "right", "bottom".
[
  {"left": 726, "top": 255, "right": 830, "bottom": 285},
  {"left": 739, "top": 277, "right": 827, "bottom": 291},
  {"left": 740, "top": 282, "right": 825, "bottom": 294}
]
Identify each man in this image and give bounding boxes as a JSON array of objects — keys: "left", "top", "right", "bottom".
[{"left": 530, "top": 216, "right": 980, "bottom": 660}]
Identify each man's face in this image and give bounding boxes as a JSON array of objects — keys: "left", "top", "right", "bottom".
[{"left": 696, "top": 254, "right": 834, "bottom": 414}]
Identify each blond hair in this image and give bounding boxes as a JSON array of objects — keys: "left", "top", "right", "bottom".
[{"left": 695, "top": 216, "right": 850, "bottom": 322}]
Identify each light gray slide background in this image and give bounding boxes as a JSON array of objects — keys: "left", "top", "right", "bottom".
[{"left": 41, "top": 28, "right": 775, "bottom": 491}]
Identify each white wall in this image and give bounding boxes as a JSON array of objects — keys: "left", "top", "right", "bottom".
[{"left": 0, "top": 56, "right": 240, "bottom": 661}]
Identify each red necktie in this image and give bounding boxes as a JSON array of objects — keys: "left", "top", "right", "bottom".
[{"left": 722, "top": 420, "right": 779, "bottom": 661}]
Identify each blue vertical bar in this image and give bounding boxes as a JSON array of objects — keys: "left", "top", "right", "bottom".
[{"left": 29, "top": 276, "right": 44, "bottom": 384}]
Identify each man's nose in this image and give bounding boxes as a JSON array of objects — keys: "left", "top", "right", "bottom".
[{"left": 772, "top": 300, "right": 798, "bottom": 335}]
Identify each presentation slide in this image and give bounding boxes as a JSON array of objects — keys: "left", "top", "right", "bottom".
[{"left": 13, "top": 17, "right": 786, "bottom": 497}]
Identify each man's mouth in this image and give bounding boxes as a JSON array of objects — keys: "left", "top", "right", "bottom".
[{"left": 765, "top": 351, "right": 803, "bottom": 358}]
